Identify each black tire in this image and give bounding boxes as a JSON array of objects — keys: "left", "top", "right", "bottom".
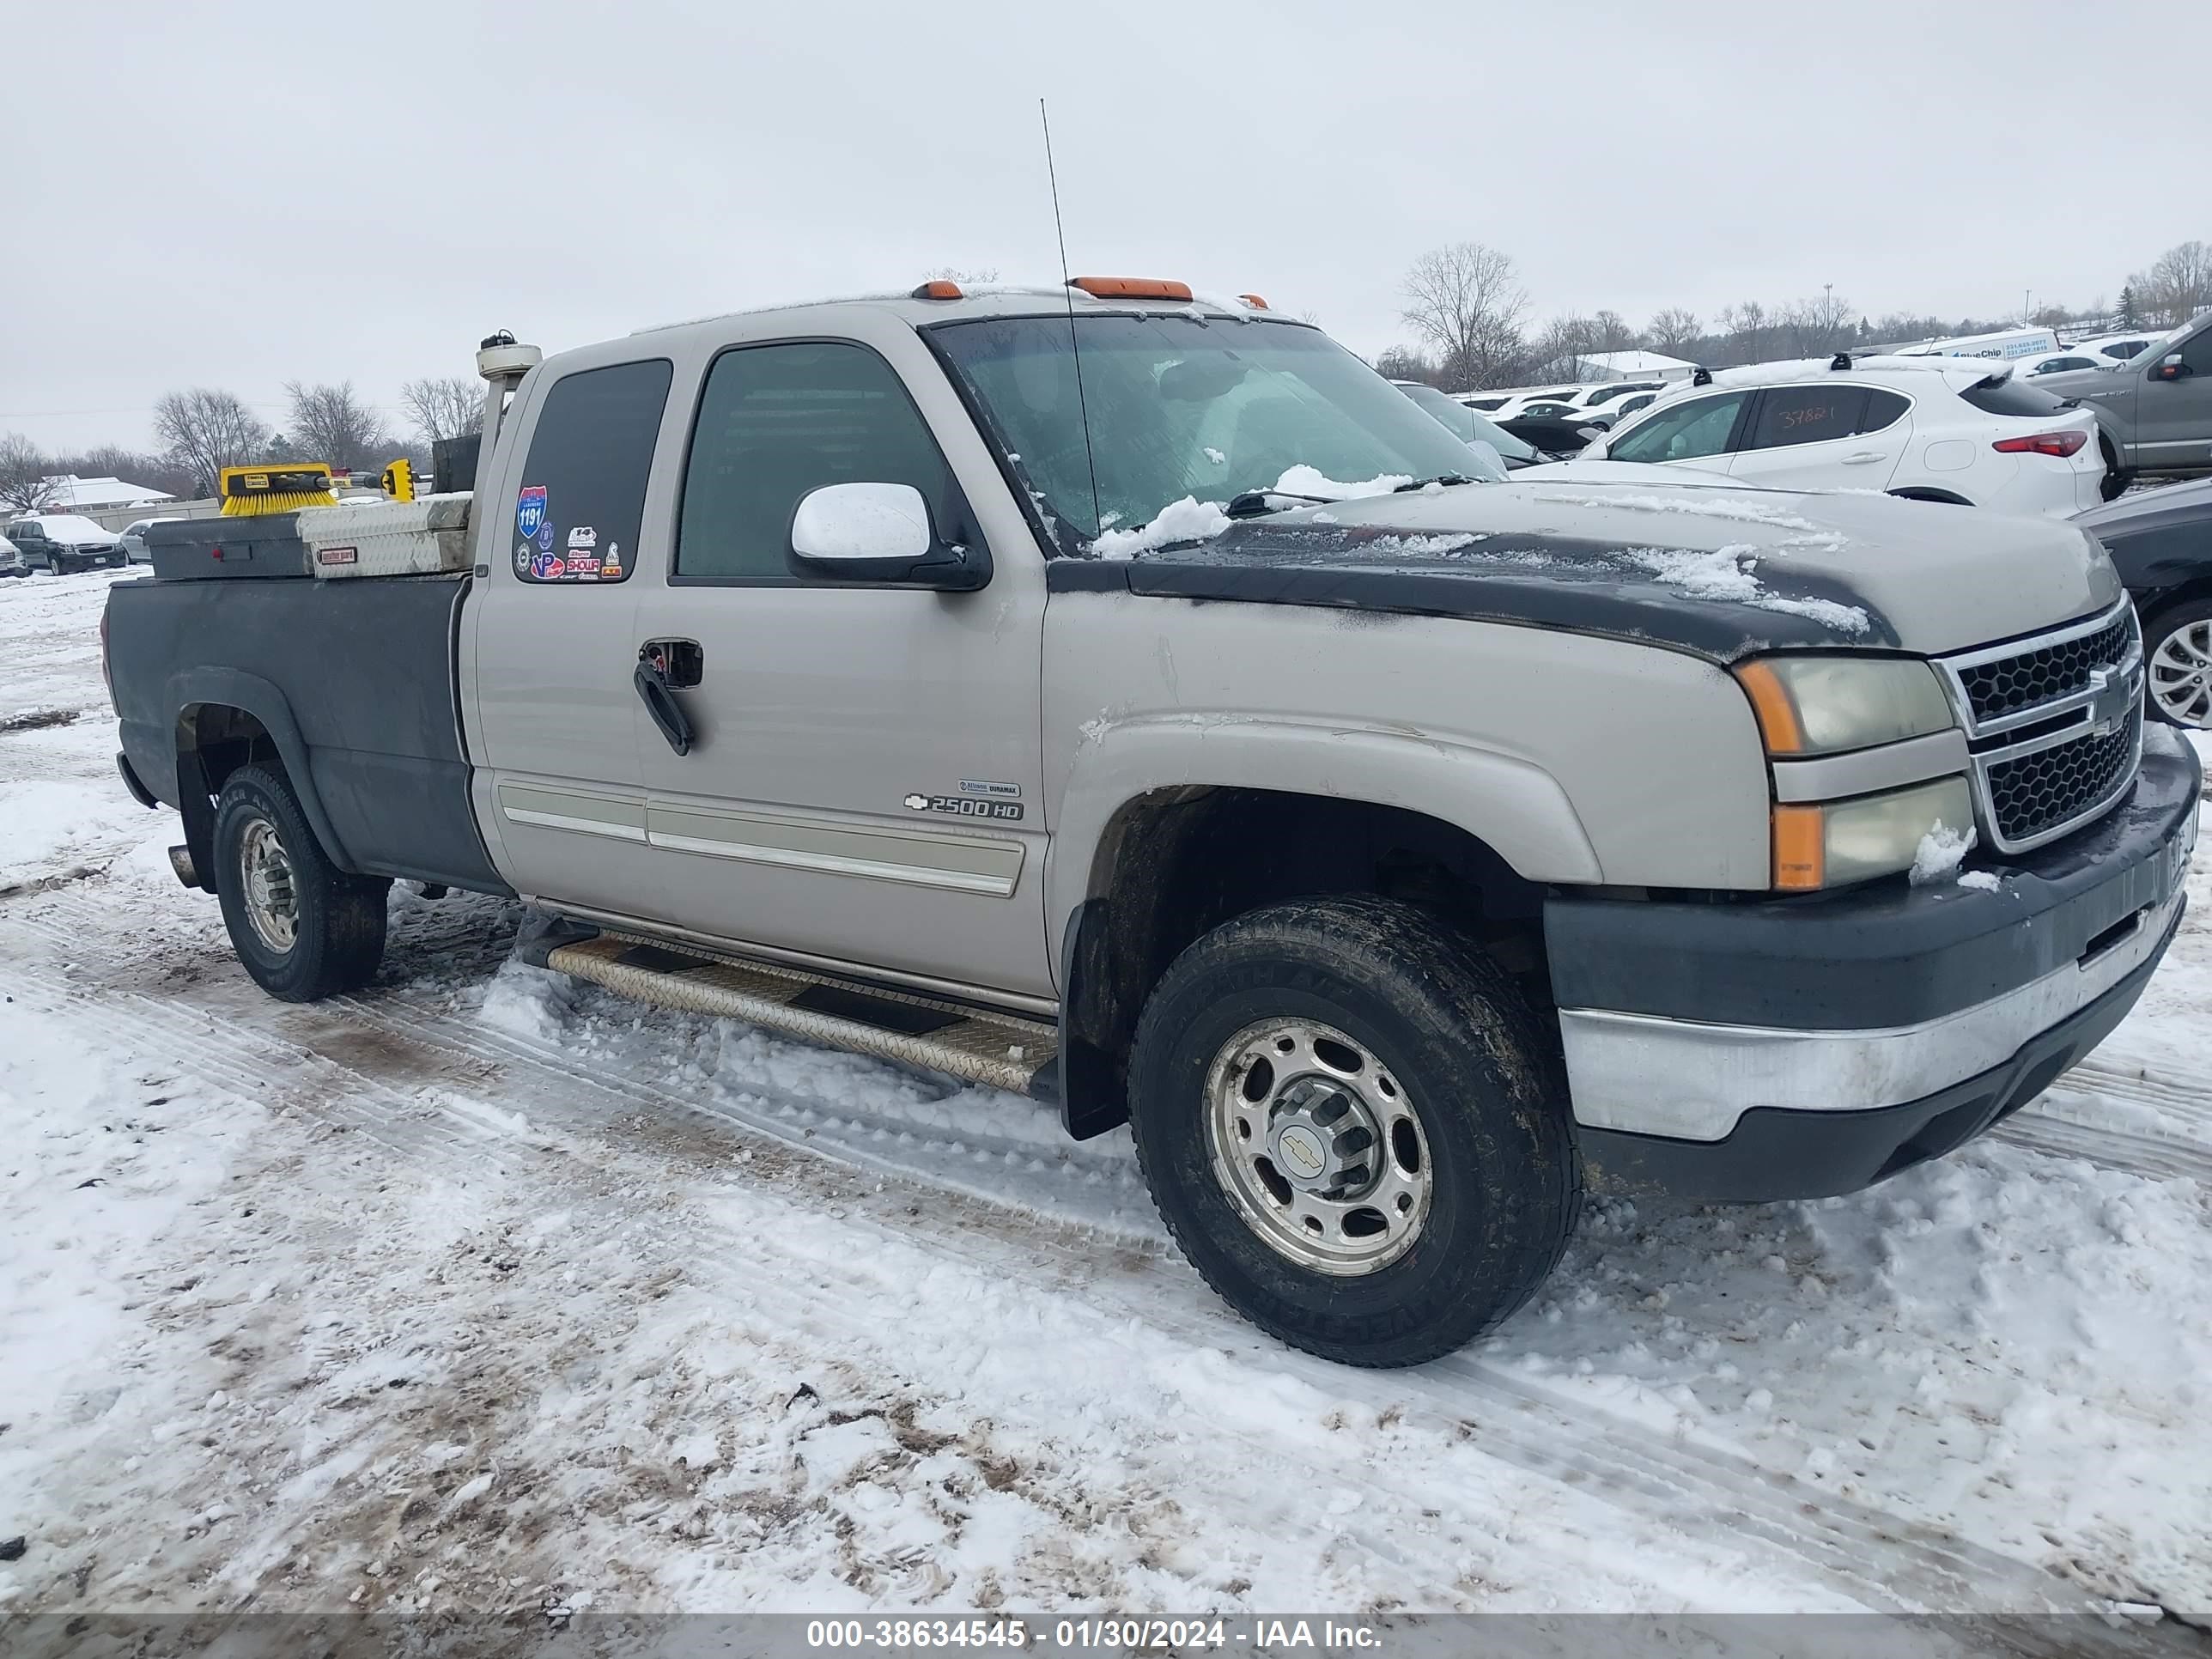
[
  {"left": 2142, "top": 596, "right": 2212, "bottom": 730},
  {"left": 2098, "top": 437, "right": 2130, "bottom": 502},
  {"left": 1127, "top": 895, "right": 1581, "bottom": 1368},
  {"left": 211, "top": 763, "right": 390, "bottom": 1001}
]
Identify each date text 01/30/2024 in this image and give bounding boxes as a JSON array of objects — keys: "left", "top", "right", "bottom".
[{"left": 804, "top": 1617, "right": 1386, "bottom": 1650}]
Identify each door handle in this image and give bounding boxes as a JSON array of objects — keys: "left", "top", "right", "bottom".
[
  {"left": 1842, "top": 450, "right": 1887, "bottom": 465},
  {"left": 634, "top": 657, "right": 695, "bottom": 757}
]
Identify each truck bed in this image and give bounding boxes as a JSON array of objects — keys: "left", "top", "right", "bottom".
[{"left": 106, "top": 572, "right": 510, "bottom": 896}]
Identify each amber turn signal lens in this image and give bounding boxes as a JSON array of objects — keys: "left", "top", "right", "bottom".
[
  {"left": 911, "top": 280, "right": 964, "bottom": 301},
  {"left": 1732, "top": 660, "right": 1806, "bottom": 755},
  {"left": 1771, "top": 805, "right": 1826, "bottom": 890}
]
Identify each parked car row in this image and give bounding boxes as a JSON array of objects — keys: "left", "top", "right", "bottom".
[{"left": 3, "top": 514, "right": 127, "bottom": 573}]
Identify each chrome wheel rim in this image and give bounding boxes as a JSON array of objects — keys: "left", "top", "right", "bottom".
[
  {"left": 2150, "top": 620, "right": 2212, "bottom": 728},
  {"left": 238, "top": 817, "right": 299, "bottom": 951},
  {"left": 1203, "top": 1018, "right": 1432, "bottom": 1276}
]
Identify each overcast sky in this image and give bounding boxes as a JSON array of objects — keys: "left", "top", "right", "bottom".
[{"left": 5, "top": 0, "right": 2205, "bottom": 455}]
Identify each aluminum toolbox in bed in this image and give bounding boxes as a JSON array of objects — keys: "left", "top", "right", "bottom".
[
  {"left": 300, "top": 495, "right": 475, "bottom": 578},
  {"left": 147, "top": 514, "right": 310, "bottom": 580}
]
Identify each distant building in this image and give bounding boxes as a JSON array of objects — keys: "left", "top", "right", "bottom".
[
  {"left": 1567, "top": 350, "right": 1699, "bottom": 384},
  {"left": 36, "top": 474, "right": 177, "bottom": 512}
]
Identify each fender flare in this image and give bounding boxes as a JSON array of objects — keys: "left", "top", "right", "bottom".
[
  {"left": 167, "top": 666, "right": 358, "bottom": 876},
  {"left": 1044, "top": 714, "right": 1601, "bottom": 968}
]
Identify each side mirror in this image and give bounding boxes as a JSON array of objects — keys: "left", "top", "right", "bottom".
[
  {"left": 2155, "top": 353, "right": 2189, "bottom": 382},
  {"left": 788, "top": 481, "right": 988, "bottom": 590}
]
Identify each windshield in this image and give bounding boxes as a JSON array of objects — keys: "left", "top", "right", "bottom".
[
  {"left": 928, "top": 313, "right": 1500, "bottom": 551},
  {"left": 1395, "top": 380, "right": 1538, "bottom": 465}
]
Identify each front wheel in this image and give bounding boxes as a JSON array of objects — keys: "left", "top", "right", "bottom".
[
  {"left": 212, "top": 763, "right": 390, "bottom": 1000},
  {"left": 1127, "top": 896, "right": 1581, "bottom": 1368},
  {"left": 2145, "top": 599, "right": 2212, "bottom": 729}
]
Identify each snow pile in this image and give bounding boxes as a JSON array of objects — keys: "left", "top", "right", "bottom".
[
  {"left": 1534, "top": 490, "right": 1827, "bottom": 533},
  {"left": 1620, "top": 544, "right": 1871, "bottom": 635},
  {"left": 1956, "top": 869, "right": 2002, "bottom": 892},
  {"left": 1088, "top": 495, "right": 1232, "bottom": 560},
  {"left": 1272, "top": 465, "right": 1413, "bottom": 499},
  {"left": 1909, "top": 822, "right": 1977, "bottom": 885},
  {"left": 1359, "top": 533, "right": 1480, "bottom": 557}
]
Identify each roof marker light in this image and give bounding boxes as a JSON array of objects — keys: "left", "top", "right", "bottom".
[
  {"left": 1069, "top": 276, "right": 1194, "bottom": 301},
  {"left": 912, "top": 280, "right": 964, "bottom": 301}
]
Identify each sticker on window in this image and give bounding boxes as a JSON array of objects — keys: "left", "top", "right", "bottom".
[{"left": 517, "top": 484, "right": 548, "bottom": 540}]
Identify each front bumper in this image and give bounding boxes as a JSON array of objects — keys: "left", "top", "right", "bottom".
[{"left": 1547, "top": 724, "right": 2200, "bottom": 1200}]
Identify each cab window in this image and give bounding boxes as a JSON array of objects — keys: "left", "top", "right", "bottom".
[
  {"left": 1607, "top": 392, "right": 1749, "bottom": 464},
  {"left": 512, "top": 358, "right": 672, "bottom": 585},
  {"left": 676, "top": 340, "right": 970, "bottom": 585}
]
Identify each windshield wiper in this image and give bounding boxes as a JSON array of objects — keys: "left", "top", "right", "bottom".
[
  {"left": 1224, "top": 489, "right": 1334, "bottom": 520},
  {"left": 1393, "top": 473, "right": 1475, "bottom": 492}
]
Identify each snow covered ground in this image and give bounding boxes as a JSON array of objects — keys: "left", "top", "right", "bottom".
[{"left": 3, "top": 570, "right": 2210, "bottom": 1650}]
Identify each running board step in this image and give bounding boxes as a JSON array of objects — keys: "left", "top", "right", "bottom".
[{"left": 543, "top": 933, "right": 1059, "bottom": 1100}]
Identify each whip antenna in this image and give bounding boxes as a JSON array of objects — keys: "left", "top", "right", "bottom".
[{"left": 1041, "top": 98, "right": 1104, "bottom": 543}]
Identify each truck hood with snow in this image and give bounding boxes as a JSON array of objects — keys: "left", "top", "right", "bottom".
[{"left": 1054, "top": 474, "right": 2118, "bottom": 663}]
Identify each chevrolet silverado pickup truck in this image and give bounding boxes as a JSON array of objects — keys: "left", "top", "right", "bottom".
[{"left": 104, "top": 282, "right": 2200, "bottom": 1368}]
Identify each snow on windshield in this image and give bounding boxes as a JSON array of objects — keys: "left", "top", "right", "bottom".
[{"left": 1086, "top": 468, "right": 1425, "bottom": 559}]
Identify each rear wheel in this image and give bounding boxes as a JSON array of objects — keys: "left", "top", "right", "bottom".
[
  {"left": 1127, "top": 895, "right": 1581, "bottom": 1368},
  {"left": 2098, "top": 436, "right": 2130, "bottom": 502},
  {"left": 212, "top": 763, "right": 389, "bottom": 1000},
  {"left": 2144, "top": 599, "right": 2212, "bottom": 729}
]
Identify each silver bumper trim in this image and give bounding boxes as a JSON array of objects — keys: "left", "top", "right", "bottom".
[{"left": 1559, "top": 881, "right": 2184, "bottom": 1143}]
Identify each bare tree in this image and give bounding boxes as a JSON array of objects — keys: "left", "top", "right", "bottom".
[
  {"left": 399, "top": 375, "right": 483, "bottom": 447},
  {"left": 1647, "top": 307, "right": 1701, "bottom": 356},
  {"left": 1401, "top": 242, "right": 1528, "bottom": 390},
  {"left": 1528, "top": 314, "right": 1599, "bottom": 381},
  {"left": 1715, "top": 299, "right": 1770, "bottom": 366},
  {"left": 154, "top": 389, "right": 270, "bottom": 496},
  {"left": 284, "top": 380, "right": 392, "bottom": 473},
  {"left": 1591, "top": 310, "right": 1638, "bottom": 354},
  {"left": 0, "top": 433, "right": 58, "bottom": 513},
  {"left": 2130, "top": 241, "right": 2212, "bottom": 328},
  {"left": 1372, "top": 345, "right": 1440, "bottom": 385},
  {"left": 925, "top": 265, "right": 1000, "bottom": 284}
]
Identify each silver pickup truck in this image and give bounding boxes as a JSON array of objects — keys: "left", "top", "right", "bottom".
[{"left": 104, "top": 283, "right": 2200, "bottom": 1367}]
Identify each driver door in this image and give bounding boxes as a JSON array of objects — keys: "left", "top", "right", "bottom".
[{"left": 623, "top": 325, "right": 1053, "bottom": 1000}]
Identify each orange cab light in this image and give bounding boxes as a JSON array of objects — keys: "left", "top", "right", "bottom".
[
  {"left": 1069, "top": 276, "right": 1194, "bottom": 301},
  {"left": 1238, "top": 293, "right": 1270, "bottom": 310},
  {"left": 912, "top": 280, "right": 964, "bottom": 300},
  {"left": 1731, "top": 659, "right": 1805, "bottom": 755},
  {"left": 1771, "top": 805, "right": 1826, "bottom": 891}
]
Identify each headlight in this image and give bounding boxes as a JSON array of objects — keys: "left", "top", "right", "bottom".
[
  {"left": 1772, "top": 775, "right": 1974, "bottom": 890},
  {"left": 1734, "top": 656, "right": 1954, "bottom": 756}
]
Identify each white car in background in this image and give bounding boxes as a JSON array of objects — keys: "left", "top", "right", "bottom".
[
  {"left": 117, "top": 516, "right": 183, "bottom": 563},
  {"left": 0, "top": 532, "right": 25, "bottom": 578},
  {"left": 1559, "top": 355, "right": 2114, "bottom": 517},
  {"left": 2014, "top": 349, "right": 2112, "bottom": 380},
  {"left": 1564, "top": 380, "right": 1669, "bottom": 427},
  {"left": 2075, "top": 333, "right": 2166, "bottom": 365}
]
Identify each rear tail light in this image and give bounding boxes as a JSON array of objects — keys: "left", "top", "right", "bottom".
[{"left": 1992, "top": 429, "right": 2087, "bottom": 458}]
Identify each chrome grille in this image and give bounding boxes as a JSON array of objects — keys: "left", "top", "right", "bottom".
[
  {"left": 1936, "top": 599, "right": 2143, "bottom": 854},
  {"left": 1955, "top": 611, "right": 2133, "bottom": 724},
  {"left": 1984, "top": 710, "right": 2140, "bottom": 844}
]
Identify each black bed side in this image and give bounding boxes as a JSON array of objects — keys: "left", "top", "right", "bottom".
[{"left": 106, "top": 574, "right": 512, "bottom": 896}]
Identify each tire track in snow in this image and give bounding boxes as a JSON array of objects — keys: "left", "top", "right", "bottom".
[{"left": 3, "top": 913, "right": 2179, "bottom": 1642}]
